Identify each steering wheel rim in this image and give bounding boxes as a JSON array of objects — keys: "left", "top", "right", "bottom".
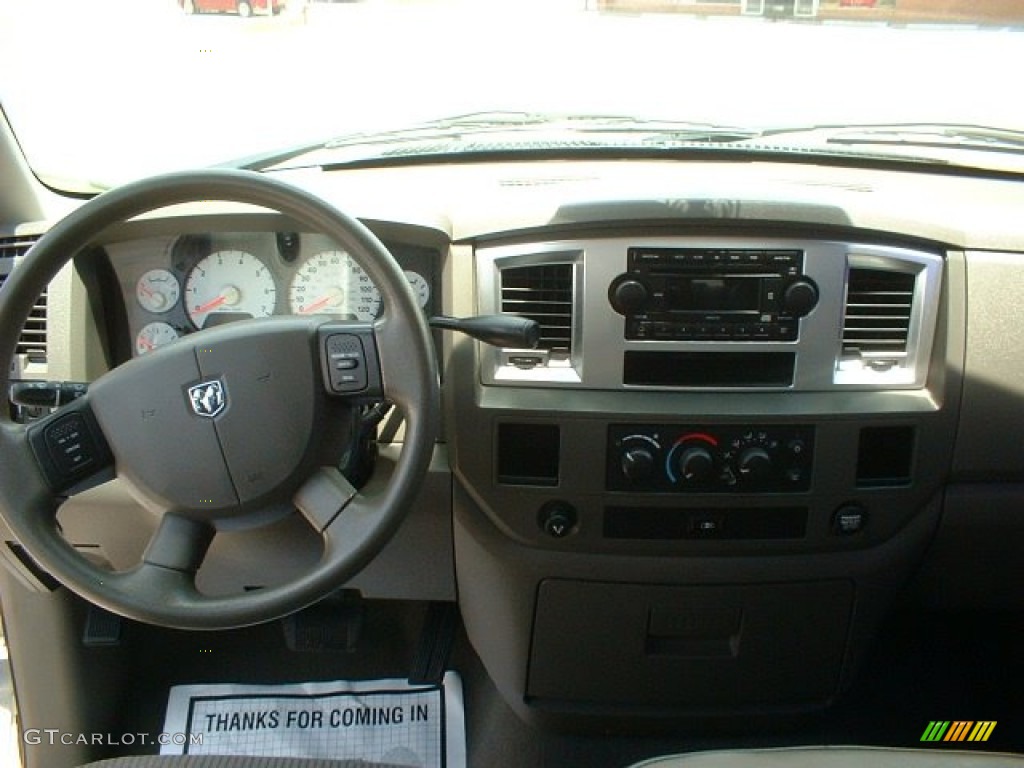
[{"left": 0, "top": 169, "right": 440, "bottom": 629}]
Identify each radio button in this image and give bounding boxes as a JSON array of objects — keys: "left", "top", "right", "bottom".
[
  {"left": 609, "top": 276, "right": 651, "bottom": 315},
  {"left": 781, "top": 278, "right": 820, "bottom": 317},
  {"left": 631, "top": 321, "right": 654, "bottom": 339},
  {"left": 634, "top": 251, "right": 664, "bottom": 264}
]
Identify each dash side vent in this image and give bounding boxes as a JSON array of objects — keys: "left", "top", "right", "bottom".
[
  {"left": 842, "top": 267, "right": 915, "bottom": 357},
  {"left": 0, "top": 235, "right": 48, "bottom": 363},
  {"left": 500, "top": 263, "right": 573, "bottom": 353}
]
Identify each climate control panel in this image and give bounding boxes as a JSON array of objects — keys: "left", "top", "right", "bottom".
[{"left": 607, "top": 424, "right": 813, "bottom": 493}]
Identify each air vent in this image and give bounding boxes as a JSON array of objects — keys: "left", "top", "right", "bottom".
[
  {"left": 842, "top": 267, "right": 915, "bottom": 357},
  {"left": 0, "top": 235, "right": 47, "bottom": 363},
  {"left": 500, "top": 263, "right": 573, "bottom": 353}
]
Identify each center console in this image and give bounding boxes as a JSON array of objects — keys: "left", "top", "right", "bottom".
[{"left": 450, "top": 232, "right": 963, "bottom": 725}]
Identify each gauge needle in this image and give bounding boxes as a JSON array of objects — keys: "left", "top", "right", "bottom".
[
  {"left": 194, "top": 295, "right": 227, "bottom": 315},
  {"left": 300, "top": 296, "right": 334, "bottom": 314},
  {"left": 139, "top": 337, "right": 154, "bottom": 352},
  {"left": 193, "top": 286, "right": 240, "bottom": 315},
  {"left": 298, "top": 287, "right": 344, "bottom": 315}
]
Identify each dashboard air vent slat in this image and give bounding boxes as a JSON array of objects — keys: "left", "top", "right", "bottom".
[
  {"left": 842, "top": 268, "right": 915, "bottom": 356},
  {"left": 0, "top": 235, "right": 48, "bottom": 363},
  {"left": 500, "top": 264, "right": 573, "bottom": 353}
]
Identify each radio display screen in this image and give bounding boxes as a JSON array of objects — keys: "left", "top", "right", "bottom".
[{"left": 672, "top": 277, "right": 761, "bottom": 312}]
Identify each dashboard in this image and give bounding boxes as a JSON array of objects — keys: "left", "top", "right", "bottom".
[{"left": 4, "top": 156, "right": 1024, "bottom": 731}]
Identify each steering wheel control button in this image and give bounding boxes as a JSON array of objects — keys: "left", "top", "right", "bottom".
[
  {"left": 833, "top": 504, "right": 868, "bottom": 535},
  {"left": 538, "top": 501, "right": 578, "bottom": 539},
  {"left": 326, "top": 334, "right": 368, "bottom": 391},
  {"left": 45, "top": 413, "right": 95, "bottom": 474},
  {"left": 319, "top": 324, "right": 384, "bottom": 400},
  {"left": 28, "top": 403, "right": 112, "bottom": 491}
]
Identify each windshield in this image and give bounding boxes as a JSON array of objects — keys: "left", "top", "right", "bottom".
[{"left": 1, "top": 0, "right": 1023, "bottom": 191}]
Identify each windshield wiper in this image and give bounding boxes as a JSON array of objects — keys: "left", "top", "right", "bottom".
[
  {"left": 761, "top": 123, "right": 1024, "bottom": 156},
  {"left": 227, "top": 112, "right": 761, "bottom": 172},
  {"left": 223, "top": 115, "right": 1024, "bottom": 176},
  {"left": 322, "top": 112, "right": 759, "bottom": 148}
]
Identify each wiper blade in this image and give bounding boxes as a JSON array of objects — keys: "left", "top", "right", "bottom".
[
  {"left": 216, "top": 139, "right": 329, "bottom": 173},
  {"left": 234, "top": 112, "right": 762, "bottom": 171},
  {"left": 763, "top": 123, "right": 1024, "bottom": 155},
  {"left": 321, "top": 111, "right": 760, "bottom": 150}
]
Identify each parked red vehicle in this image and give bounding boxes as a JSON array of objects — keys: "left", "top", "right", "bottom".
[{"left": 180, "top": 0, "right": 286, "bottom": 16}]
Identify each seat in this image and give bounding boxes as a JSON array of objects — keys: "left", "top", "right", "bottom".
[
  {"left": 82, "top": 758, "right": 405, "bottom": 768},
  {"left": 629, "top": 746, "right": 1024, "bottom": 767}
]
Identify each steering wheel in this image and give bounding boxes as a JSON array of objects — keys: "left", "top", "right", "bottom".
[{"left": 0, "top": 170, "right": 439, "bottom": 630}]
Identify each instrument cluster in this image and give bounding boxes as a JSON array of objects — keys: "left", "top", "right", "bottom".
[{"left": 113, "top": 231, "right": 437, "bottom": 358}]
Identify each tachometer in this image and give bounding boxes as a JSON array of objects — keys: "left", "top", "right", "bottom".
[
  {"left": 184, "top": 250, "right": 277, "bottom": 329},
  {"left": 288, "top": 250, "right": 381, "bottom": 320}
]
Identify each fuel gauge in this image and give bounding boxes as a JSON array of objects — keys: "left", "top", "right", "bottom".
[{"left": 136, "top": 269, "right": 180, "bottom": 313}]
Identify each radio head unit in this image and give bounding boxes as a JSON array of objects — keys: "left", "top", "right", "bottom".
[{"left": 609, "top": 247, "right": 819, "bottom": 342}]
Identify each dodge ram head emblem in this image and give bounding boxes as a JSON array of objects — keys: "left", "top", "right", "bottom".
[{"left": 187, "top": 379, "right": 227, "bottom": 419}]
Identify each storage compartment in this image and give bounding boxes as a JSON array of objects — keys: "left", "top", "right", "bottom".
[
  {"left": 496, "top": 423, "right": 560, "bottom": 486},
  {"left": 857, "top": 425, "right": 915, "bottom": 487},
  {"left": 623, "top": 351, "right": 795, "bottom": 387},
  {"left": 527, "top": 579, "right": 853, "bottom": 709}
]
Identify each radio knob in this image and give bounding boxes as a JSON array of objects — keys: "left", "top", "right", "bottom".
[
  {"left": 609, "top": 277, "right": 650, "bottom": 315},
  {"left": 677, "top": 446, "right": 714, "bottom": 483},
  {"left": 782, "top": 278, "right": 819, "bottom": 317},
  {"left": 737, "top": 447, "right": 773, "bottom": 482},
  {"left": 621, "top": 447, "right": 656, "bottom": 482}
]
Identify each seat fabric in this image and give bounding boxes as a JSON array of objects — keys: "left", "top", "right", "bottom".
[{"left": 629, "top": 746, "right": 1024, "bottom": 768}]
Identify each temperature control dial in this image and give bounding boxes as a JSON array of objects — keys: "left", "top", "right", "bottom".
[
  {"left": 677, "top": 446, "right": 715, "bottom": 482},
  {"left": 665, "top": 433, "right": 720, "bottom": 487}
]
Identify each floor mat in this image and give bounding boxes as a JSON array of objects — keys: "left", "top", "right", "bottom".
[{"left": 160, "top": 672, "right": 465, "bottom": 768}]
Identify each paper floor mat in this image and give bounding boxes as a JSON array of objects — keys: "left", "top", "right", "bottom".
[{"left": 161, "top": 672, "right": 464, "bottom": 768}]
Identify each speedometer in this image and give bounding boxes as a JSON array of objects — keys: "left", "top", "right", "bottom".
[
  {"left": 288, "top": 250, "right": 381, "bottom": 321},
  {"left": 184, "top": 250, "right": 277, "bottom": 329}
]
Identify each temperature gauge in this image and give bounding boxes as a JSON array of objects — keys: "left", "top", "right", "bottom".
[
  {"left": 404, "top": 270, "right": 430, "bottom": 308},
  {"left": 136, "top": 269, "right": 180, "bottom": 313},
  {"left": 135, "top": 322, "right": 179, "bottom": 356}
]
